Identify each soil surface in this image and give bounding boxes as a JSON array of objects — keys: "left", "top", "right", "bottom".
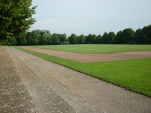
[
  {"left": 21, "top": 46, "right": 151, "bottom": 62},
  {"left": 1, "top": 46, "right": 151, "bottom": 113}
]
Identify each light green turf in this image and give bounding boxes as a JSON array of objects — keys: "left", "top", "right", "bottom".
[
  {"left": 32, "top": 44, "right": 151, "bottom": 54},
  {"left": 15, "top": 47, "right": 151, "bottom": 97}
]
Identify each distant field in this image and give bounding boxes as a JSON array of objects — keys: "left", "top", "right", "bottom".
[
  {"left": 32, "top": 44, "right": 151, "bottom": 54},
  {"left": 15, "top": 46, "right": 151, "bottom": 97}
]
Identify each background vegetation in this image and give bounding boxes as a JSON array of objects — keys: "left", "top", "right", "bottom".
[{"left": 2, "top": 24, "right": 151, "bottom": 45}]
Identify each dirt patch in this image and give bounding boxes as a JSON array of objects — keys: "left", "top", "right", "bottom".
[{"left": 21, "top": 46, "right": 151, "bottom": 63}]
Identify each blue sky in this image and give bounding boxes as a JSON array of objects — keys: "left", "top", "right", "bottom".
[{"left": 30, "top": 0, "right": 151, "bottom": 36}]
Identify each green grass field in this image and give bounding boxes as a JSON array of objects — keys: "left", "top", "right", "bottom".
[
  {"left": 32, "top": 44, "right": 151, "bottom": 54},
  {"left": 15, "top": 45, "right": 151, "bottom": 97}
]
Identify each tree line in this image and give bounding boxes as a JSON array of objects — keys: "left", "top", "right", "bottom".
[
  {"left": 3, "top": 29, "right": 68, "bottom": 45},
  {"left": 68, "top": 24, "right": 151, "bottom": 44},
  {"left": 3, "top": 24, "right": 151, "bottom": 45}
]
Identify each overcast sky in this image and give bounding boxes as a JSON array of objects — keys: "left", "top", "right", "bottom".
[{"left": 30, "top": 0, "right": 151, "bottom": 36}]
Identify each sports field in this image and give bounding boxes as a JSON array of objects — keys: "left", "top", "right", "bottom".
[
  {"left": 32, "top": 44, "right": 151, "bottom": 54},
  {"left": 16, "top": 44, "right": 151, "bottom": 97}
]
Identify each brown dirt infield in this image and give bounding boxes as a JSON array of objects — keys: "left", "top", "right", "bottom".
[{"left": 21, "top": 46, "right": 151, "bottom": 63}]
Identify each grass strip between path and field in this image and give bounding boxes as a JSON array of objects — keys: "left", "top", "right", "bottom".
[{"left": 15, "top": 47, "right": 151, "bottom": 97}]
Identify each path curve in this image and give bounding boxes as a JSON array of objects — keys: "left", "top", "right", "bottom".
[{"left": 21, "top": 46, "right": 151, "bottom": 62}]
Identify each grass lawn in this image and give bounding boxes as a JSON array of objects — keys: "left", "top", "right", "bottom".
[
  {"left": 15, "top": 46, "right": 151, "bottom": 97},
  {"left": 31, "top": 44, "right": 151, "bottom": 54}
]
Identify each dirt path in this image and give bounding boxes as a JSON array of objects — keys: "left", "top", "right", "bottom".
[
  {"left": 1, "top": 46, "right": 151, "bottom": 113},
  {"left": 21, "top": 46, "right": 151, "bottom": 62}
]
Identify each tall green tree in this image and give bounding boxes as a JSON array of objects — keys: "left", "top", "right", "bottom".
[
  {"left": 52, "top": 33, "right": 60, "bottom": 45},
  {"left": 91, "top": 34, "right": 97, "bottom": 44},
  {"left": 115, "top": 31, "right": 123, "bottom": 44},
  {"left": 0, "top": 0, "right": 36, "bottom": 41},
  {"left": 134, "top": 28, "right": 142, "bottom": 44},
  {"left": 102, "top": 32, "right": 109, "bottom": 44},
  {"left": 3, "top": 37, "right": 17, "bottom": 46},
  {"left": 16, "top": 33, "right": 27, "bottom": 45},
  {"left": 147, "top": 25, "right": 151, "bottom": 44},
  {"left": 79, "top": 34, "right": 85, "bottom": 44},
  {"left": 68, "top": 34, "right": 77, "bottom": 44},
  {"left": 30, "top": 30, "right": 39, "bottom": 45},
  {"left": 108, "top": 32, "right": 116, "bottom": 44},
  {"left": 60, "top": 33, "right": 67, "bottom": 42},
  {"left": 85, "top": 34, "right": 95, "bottom": 44},
  {"left": 122, "top": 28, "right": 134, "bottom": 44},
  {"left": 47, "top": 35, "right": 53, "bottom": 45},
  {"left": 39, "top": 34, "right": 48, "bottom": 45},
  {"left": 38, "top": 30, "right": 51, "bottom": 45},
  {"left": 26, "top": 32, "right": 32, "bottom": 45},
  {"left": 141, "top": 25, "right": 151, "bottom": 44},
  {"left": 96, "top": 34, "right": 102, "bottom": 44}
]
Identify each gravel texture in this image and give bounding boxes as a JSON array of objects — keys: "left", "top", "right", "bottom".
[{"left": 0, "top": 47, "right": 36, "bottom": 113}]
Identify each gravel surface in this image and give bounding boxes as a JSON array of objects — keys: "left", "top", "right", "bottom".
[
  {"left": 1, "top": 46, "right": 151, "bottom": 113},
  {"left": 0, "top": 47, "right": 36, "bottom": 113}
]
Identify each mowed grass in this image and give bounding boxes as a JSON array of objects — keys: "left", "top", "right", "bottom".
[
  {"left": 15, "top": 46, "right": 151, "bottom": 97},
  {"left": 32, "top": 44, "right": 151, "bottom": 54}
]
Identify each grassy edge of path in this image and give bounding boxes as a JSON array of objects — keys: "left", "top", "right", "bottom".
[{"left": 15, "top": 47, "right": 151, "bottom": 97}]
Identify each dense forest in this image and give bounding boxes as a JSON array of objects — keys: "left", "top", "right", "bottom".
[{"left": 3, "top": 24, "right": 151, "bottom": 45}]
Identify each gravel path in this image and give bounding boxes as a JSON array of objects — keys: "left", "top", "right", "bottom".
[
  {"left": 0, "top": 47, "right": 36, "bottom": 113},
  {"left": 1, "top": 46, "right": 151, "bottom": 113}
]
